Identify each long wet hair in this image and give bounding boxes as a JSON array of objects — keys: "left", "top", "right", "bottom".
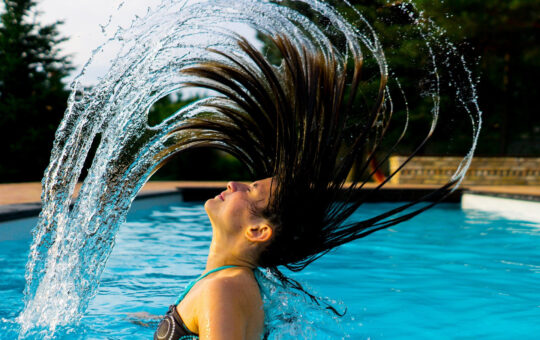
[{"left": 164, "top": 33, "right": 456, "bottom": 309}]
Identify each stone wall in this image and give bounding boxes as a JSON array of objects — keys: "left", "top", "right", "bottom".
[{"left": 388, "top": 156, "right": 540, "bottom": 185}]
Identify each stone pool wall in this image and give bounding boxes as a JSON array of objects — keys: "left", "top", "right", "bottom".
[{"left": 389, "top": 156, "right": 540, "bottom": 185}]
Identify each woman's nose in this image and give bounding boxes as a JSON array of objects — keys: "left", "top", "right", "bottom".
[
  {"left": 227, "top": 181, "right": 238, "bottom": 192},
  {"left": 227, "top": 181, "right": 246, "bottom": 192}
]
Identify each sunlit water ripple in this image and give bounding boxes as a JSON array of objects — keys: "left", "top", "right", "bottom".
[{"left": 1, "top": 201, "right": 538, "bottom": 339}]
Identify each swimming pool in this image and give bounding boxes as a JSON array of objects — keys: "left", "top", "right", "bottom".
[{"left": 1, "top": 196, "right": 539, "bottom": 339}]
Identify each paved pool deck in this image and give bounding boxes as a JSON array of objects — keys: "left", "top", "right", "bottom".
[
  {"left": 0, "top": 181, "right": 538, "bottom": 221},
  {"left": 0, "top": 181, "right": 225, "bottom": 205}
]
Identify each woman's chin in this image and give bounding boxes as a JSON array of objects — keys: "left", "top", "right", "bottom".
[{"left": 204, "top": 198, "right": 218, "bottom": 215}]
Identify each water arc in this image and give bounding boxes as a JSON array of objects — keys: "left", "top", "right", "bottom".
[{"left": 17, "top": 0, "right": 481, "bottom": 337}]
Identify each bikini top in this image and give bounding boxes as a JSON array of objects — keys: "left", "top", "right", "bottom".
[{"left": 154, "top": 265, "right": 239, "bottom": 340}]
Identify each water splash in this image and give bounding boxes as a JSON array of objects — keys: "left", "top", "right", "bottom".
[
  {"left": 17, "top": 0, "right": 481, "bottom": 337},
  {"left": 255, "top": 268, "right": 353, "bottom": 339}
]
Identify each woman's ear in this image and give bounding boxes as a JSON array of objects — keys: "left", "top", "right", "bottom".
[{"left": 245, "top": 223, "right": 273, "bottom": 243}]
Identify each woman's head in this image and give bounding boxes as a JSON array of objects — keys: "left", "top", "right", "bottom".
[
  {"left": 203, "top": 176, "right": 335, "bottom": 270},
  {"left": 204, "top": 177, "right": 276, "bottom": 259}
]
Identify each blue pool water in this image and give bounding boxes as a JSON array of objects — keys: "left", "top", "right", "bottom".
[{"left": 1, "top": 199, "right": 539, "bottom": 339}]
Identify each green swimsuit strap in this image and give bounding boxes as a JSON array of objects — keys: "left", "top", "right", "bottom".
[{"left": 174, "top": 265, "right": 239, "bottom": 305}]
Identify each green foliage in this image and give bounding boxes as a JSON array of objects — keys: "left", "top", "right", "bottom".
[
  {"left": 261, "top": 0, "right": 540, "bottom": 157},
  {"left": 0, "top": 0, "right": 73, "bottom": 182},
  {"left": 408, "top": 0, "right": 540, "bottom": 155}
]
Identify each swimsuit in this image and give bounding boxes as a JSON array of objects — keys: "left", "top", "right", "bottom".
[
  {"left": 154, "top": 265, "right": 239, "bottom": 340},
  {"left": 154, "top": 304, "right": 198, "bottom": 340}
]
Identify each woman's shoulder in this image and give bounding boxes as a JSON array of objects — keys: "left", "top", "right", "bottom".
[
  {"left": 201, "top": 267, "right": 263, "bottom": 309},
  {"left": 176, "top": 268, "right": 264, "bottom": 338},
  {"left": 206, "top": 267, "right": 260, "bottom": 294},
  {"left": 198, "top": 268, "right": 265, "bottom": 338}
]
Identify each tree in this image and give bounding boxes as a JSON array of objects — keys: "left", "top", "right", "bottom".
[
  {"left": 260, "top": 0, "right": 540, "bottom": 157},
  {"left": 0, "top": 0, "right": 73, "bottom": 182},
  {"left": 419, "top": 0, "right": 540, "bottom": 156}
]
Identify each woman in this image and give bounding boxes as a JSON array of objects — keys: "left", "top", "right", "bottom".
[
  {"left": 155, "top": 178, "right": 274, "bottom": 340},
  {"left": 154, "top": 32, "right": 457, "bottom": 339}
]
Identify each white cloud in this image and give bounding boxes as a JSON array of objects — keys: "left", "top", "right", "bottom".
[
  {"left": 35, "top": 0, "right": 120, "bottom": 83},
  {"left": 34, "top": 0, "right": 260, "bottom": 86}
]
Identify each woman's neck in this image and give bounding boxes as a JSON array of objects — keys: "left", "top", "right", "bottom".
[{"left": 205, "top": 238, "right": 257, "bottom": 272}]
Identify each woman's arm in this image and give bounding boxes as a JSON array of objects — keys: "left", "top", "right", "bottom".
[{"left": 198, "top": 276, "right": 260, "bottom": 340}]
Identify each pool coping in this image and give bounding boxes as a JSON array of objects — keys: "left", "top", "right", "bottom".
[
  {"left": 464, "top": 189, "right": 540, "bottom": 202},
  {"left": 0, "top": 190, "right": 183, "bottom": 222},
  {"left": 1, "top": 182, "right": 538, "bottom": 222}
]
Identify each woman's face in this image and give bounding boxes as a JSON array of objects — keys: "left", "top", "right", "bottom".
[{"left": 205, "top": 178, "right": 273, "bottom": 235}]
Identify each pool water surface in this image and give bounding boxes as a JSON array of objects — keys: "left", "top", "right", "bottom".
[{"left": 1, "top": 200, "right": 539, "bottom": 339}]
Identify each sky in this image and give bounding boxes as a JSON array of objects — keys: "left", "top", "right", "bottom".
[
  {"left": 33, "top": 0, "right": 259, "bottom": 86},
  {"left": 36, "top": 0, "right": 134, "bottom": 84}
]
